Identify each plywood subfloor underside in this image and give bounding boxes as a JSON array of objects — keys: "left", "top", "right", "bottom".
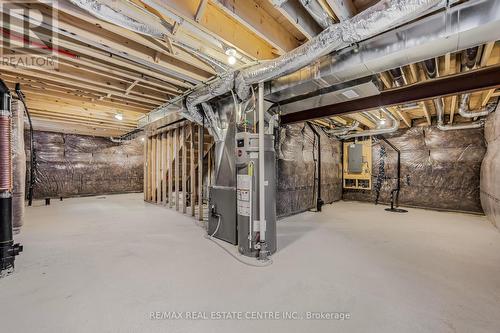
[{"left": 1, "top": 194, "right": 500, "bottom": 332}]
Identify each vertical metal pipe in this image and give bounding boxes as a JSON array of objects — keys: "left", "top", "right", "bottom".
[{"left": 258, "top": 82, "right": 266, "bottom": 248}]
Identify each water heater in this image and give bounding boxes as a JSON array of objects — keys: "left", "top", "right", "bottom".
[{"left": 235, "top": 132, "right": 276, "bottom": 257}]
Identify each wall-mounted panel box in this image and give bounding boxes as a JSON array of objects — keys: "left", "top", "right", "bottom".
[{"left": 343, "top": 138, "right": 372, "bottom": 190}]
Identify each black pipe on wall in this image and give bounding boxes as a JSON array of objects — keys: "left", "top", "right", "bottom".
[
  {"left": 307, "top": 122, "right": 324, "bottom": 212},
  {"left": 379, "top": 136, "right": 404, "bottom": 212}
]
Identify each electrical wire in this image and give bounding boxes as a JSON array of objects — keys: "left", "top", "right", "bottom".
[{"left": 204, "top": 215, "right": 273, "bottom": 267}]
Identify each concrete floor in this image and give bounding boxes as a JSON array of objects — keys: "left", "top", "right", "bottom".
[{"left": 1, "top": 194, "right": 500, "bottom": 333}]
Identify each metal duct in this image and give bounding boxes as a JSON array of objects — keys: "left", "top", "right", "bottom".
[
  {"left": 339, "top": 108, "right": 400, "bottom": 139},
  {"left": 267, "top": 0, "right": 500, "bottom": 102},
  {"left": 458, "top": 93, "right": 497, "bottom": 118},
  {"left": 298, "top": 0, "right": 334, "bottom": 29},
  {"left": 184, "top": 72, "right": 235, "bottom": 125},
  {"left": 434, "top": 97, "right": 484, "bottom": 130},
  {"left": 176, "top": 42, "right": 229, "bottom": 74},
  {"left": 272, "top": 76, "right": 381, "bottom": 115},
  {"left": 324, "top": 120, "right": 359, "bottom": 135},
  {"left": 325, "top": 0, "right": 357, "bottom": 21},
  {"left": 362, "top": 111, "right": 380, "bottom": 126},
  {"left": 67, "top": 0, "right": 171, "bottom": 38},
  {"left": 235, "top": 0, "right": 442, "bottom": 100},
  {"left": 201, "top": 103, "right": 224, "bottom": 142},
  {"left": 272, "top": 0, "right": 323, "bottom": 37}
]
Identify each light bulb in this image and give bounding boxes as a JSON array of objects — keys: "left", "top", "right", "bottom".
[
  {"left": 227, "top": 55, "right": 237, "bottom": 65},
  {"left": 114, "top": 113, "right": 123, "bottom": 121},
  {"left": 225, "top": 48, "right": 237, "bottom": 65}
]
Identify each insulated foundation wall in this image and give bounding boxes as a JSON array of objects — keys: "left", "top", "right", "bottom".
[
  {"left": 344, "top": 126, "right": 485, "bottom": 213},
  {"left": 481, "top": 111, "right": 500, "bottom": 227},
  {"left": 277, "top": 123, "right": 342, "bottom": 217},
  {"left": 26, "top": 131, "right": 143, "bottom": 199}
]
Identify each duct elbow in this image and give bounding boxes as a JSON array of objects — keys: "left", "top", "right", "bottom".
[
  {"left": 339, "top": 108, "right": 399, "bottom": 139},
  {"left": 458, "top": 94, "right": 496, "bottom": 118}
]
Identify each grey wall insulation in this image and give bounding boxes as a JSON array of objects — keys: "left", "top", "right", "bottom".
[
  {"left": 12, "top": 99, "right": 25, "bottom": 233},
  {"left": 344, "top": 126, "right": 486, "bottom": 213},
  {"left": 27, "top": 131, "right": 143, "bottom": 199},
  {"left": 277, "top": 123, "right": 342, "bottom": 217},
  {"left": 481, "top": 110, "right": 500, "bottom": 227}
]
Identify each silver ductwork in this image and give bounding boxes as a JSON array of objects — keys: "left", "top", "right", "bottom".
[
  {"left": 184, "top": 72, "right": 235, "bottom": 125},
  {"left": 235, "top": 0, "right": 442, "bottom": 100},
  {"left": 201, "top": 102, "right": 225, "bottom": 142},
  {"left": 434, "top": 98, "right": 484, "bottom": 130},
  {"left": 324, "top": 120, "right": 359, "bottom": 135},
  {"left": 67, "top": 0, "right": 171, "bottom": 38},
  {"left": 458, "top": 94, "right": 496, "bottom": 118},
  {"left": 325, "top": 0, "right": 357, "bottom": 21},
  {"left": 298, "top": 0, "right": 334, "bottom": 29},
  {"left": 339, "top": 108, "right": 400, "bottom": 139},
  {"left": 362, "top": 111, "right": 380, "bottom": 126},
  {"left": 267, "top": 0, "right": 500, "bottom": 102},
  {"left": 176, "top": 42, "right": 229, "bottom": 74}
]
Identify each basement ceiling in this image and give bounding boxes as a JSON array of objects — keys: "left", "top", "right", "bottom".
[{"left": 0, "top": 0, "right": 498, "bottom": 137}]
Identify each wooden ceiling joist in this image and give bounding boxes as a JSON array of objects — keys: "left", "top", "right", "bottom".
[{"left": 211, "top": 0, "right": 301, "bottom": 54}]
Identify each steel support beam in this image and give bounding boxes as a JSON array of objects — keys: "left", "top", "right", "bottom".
[{"left": 281, "top": 65, "right": 500, "bottom": 124}]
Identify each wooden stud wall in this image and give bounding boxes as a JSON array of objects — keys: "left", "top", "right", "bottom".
[{"left": 144, "top": 122, "right": 213, "bottom": 221}]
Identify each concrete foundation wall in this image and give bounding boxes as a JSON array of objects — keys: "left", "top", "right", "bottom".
[
  {"left": 276, "top": 123, "right": 342, "bottom": 217},
  {"left": 481, "top": 111, "right": 500, "bottom": 227},
  {"left": 344, "top": 126, "right": 485, "bottom": 213},
  {"left": 27, "top": 131, "right": 143, "bottom": 199}
]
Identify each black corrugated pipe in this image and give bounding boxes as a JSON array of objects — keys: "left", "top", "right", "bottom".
[
  {"left": 379, "top": 136, "right": 407, "bottom": 213},
  {"left": 307, "top": 122, "right": 323, "bottom": 212},
  {"left": 462, "top": 46, "right": 479, "bottom": 70},
  {"left": 0, "top": 79, "right": 23, "bottom": 277}
]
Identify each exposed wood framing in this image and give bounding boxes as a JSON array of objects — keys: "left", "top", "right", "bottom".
[
  {"left": 161, "top": 133, "right": 167, "bottom": 203},
  {"left": 198, "top": 125, "right": 204, "bottom": 221},
  {"left": 181, "top": 125, "right": 188, "bottom": 214},
  {"left": 174, "top": 128, "right": 180, "bottom": 211},
  {"left": 190, "top": 124, "right": 196, "bottom": 217},
  {"left": 168, "top": 131, "right": 173, "bottom": 208}
]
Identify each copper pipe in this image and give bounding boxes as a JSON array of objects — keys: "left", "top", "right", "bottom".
[{"left": 0, "top": 115, "right": 12, "bottom": 192}]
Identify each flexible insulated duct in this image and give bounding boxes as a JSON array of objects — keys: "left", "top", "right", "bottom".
[
  {"left": 170, "top": 0, "right": 441, "bottom": 124},
  {"left": 324, "top": 120, "right": 359, "bottom": 136},
  {"left": 339, "top": 108, "right": 400, "bottom": 139},
  {"left": 184, "top": 72, "right": 235, "bottom": 125},
  {"left": 298, "top": 0, "right": 334, "bottom": 29},
  {"left": 267, "top": 0, "right": 500, "bottom": 102},
  {"left": 235, "top": 0, "right": 442, "bottom": 100},
  {"left": 67, "top": 0, "right": 171, "bottom": 38}
]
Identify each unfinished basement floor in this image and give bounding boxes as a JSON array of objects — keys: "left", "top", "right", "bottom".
[{"left": 1, "top": 194, "right": 500, "bottom": 333}]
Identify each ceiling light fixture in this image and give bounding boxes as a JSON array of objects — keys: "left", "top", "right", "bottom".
[
  {"left": 225, "top": 48, "right": 237, "bottom": 65},
  {"left": 114, "top": 113, "right": 123, "bottom": 121}
]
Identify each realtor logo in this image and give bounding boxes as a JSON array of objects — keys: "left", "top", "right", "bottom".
[{"left": 0, "top": 0, "right": 59, "bottom": 69}]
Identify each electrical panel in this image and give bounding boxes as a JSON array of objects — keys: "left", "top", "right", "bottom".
[{"left": 343, "top": 138, "right": 372, "bottom": 190}]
